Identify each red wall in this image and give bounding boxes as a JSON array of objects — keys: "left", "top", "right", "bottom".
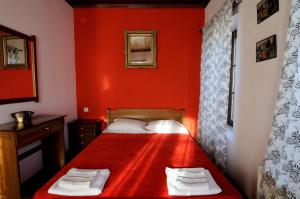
[{"left": 74, "top": 8, "right": 204, "bottom": 138}]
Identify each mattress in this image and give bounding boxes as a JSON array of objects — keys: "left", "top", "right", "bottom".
[{"left": 34, "top": 133, "right": 242, "bottom": 199}]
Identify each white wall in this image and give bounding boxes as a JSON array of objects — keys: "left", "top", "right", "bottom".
[
  {"left": 0, "top": 0, "right": 77, "bottom": 182},
  {"left": 205, "top": 0, "right": 226, "bottom": 24},
  {"left": 205, "top": 0, "right": 291, "bottom": 198}
]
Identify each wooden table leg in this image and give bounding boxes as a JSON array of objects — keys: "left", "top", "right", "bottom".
[
  {"left": 42, "top": 128, "right": 65, "bottom": 172},
  {"left": 0, "top": 133, "right": 21, "bottom": 199}
]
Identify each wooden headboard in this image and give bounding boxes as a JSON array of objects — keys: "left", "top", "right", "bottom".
[{"left": 106, "top": 108, "right": 185, "bottom": 125}]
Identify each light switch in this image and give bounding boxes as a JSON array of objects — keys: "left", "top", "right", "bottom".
[{"left": 83, "top": 107, "right": 89, "bottom": 113}]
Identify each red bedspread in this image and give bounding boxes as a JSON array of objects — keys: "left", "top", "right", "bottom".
[{"left": 34, "top": 133, "right": 242, "bottom": 199}]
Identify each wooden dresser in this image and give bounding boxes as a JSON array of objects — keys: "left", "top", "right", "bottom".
[
  {"left": 68, "top": 119, "right": 101, "bottom": 158},
  {"left": 0, "top": 115, "right": 66, "bottom": 199}
]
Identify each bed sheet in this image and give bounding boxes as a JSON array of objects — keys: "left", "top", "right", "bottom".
[{"left": 34, "top": 133, "right": 242, "bottom": 199}]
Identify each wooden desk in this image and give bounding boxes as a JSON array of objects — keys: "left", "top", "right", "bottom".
[{"left": 0, "top": 115, "right": 65, "bottom": 199}]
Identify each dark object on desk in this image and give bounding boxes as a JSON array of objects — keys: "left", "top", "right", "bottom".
[
  {"left": 68, "top": 119, "right": 101, "bottom": 158},
  {"left": 0, "top": 114, "right": 66, "bottom": 199},
  {"left": 11, "top": 111, "right": 34, "bottom": 123}
]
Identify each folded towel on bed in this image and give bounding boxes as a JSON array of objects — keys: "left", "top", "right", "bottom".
[
  {"left": 165, "top": 167, "right": 221, "bottom": 196},
  {"left": 58, "top": 168, "right": 99, "bottom": 190},
  {"left": 166, "top": 167, "right": 207, "bottom": 179},
  {"left": 48, "top": 168, "right": 110, "bottom": 196}
]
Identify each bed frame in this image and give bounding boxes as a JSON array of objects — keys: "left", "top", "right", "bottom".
[{"left": 106, "top": 108, "right": 185, "bottom": 125}]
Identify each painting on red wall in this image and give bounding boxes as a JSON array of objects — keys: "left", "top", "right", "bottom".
[{"left": 125, "top": 30, "right": 157, "bottom": 69}]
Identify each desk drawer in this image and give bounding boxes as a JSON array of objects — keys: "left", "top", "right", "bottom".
[{"left": 17, "top": 118, "right": 64, "bottom": 148}]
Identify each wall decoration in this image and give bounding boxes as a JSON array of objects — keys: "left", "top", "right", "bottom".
[
  {"left": 256, "top": 34, "right": 277, "bottom": 62},
  {"left": 124, "top": 30, "right": 157, "bottom": 69},
  {"left": 2, "top": 36, "right": 28, "bottom": 69},
  {"left": 257, "top": 0, "right": 279, "bottom": 24}
]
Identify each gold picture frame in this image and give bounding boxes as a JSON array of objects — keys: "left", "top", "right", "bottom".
[
  {"left": 124, "top": 30, "right": 157, "bottom": 68},
  {"left": 2, "top": 36, "right": 28, "bottom": 69}
]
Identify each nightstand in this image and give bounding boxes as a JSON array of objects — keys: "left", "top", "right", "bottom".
[{"left": 67, "top": 119, "right": 101, "bottom": 159}]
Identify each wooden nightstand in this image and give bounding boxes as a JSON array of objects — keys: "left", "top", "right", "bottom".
[{"left": 68, "top": 119, "right": 101, "bottom": 159}]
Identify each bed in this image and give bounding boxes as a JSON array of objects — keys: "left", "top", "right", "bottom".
[{"left": 34, "top": 109, "right": 242, "bottom": 199}]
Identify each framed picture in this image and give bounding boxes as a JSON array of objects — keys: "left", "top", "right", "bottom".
[
  {"left": 257, "top": 0, "right": 279, "bottom": 24},
  {"left": 2, "top": 36, "right": 28, "bottom": 69},
  {"left": 125, "top": 30, "right": 157, "bottom": 69},
  {"left": 256, "top": 34, "right": 277, "bottom": 62}
]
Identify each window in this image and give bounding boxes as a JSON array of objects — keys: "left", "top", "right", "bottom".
[
  {"left": 227, "top": 1, "right": 239, "bottom": 127},
  {"left": 227, "top": 30, "right": 237, "bottom": 126}
]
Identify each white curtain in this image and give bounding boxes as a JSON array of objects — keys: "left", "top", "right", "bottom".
[
  {"left": 260, "top": 0, "right": 300, "bottom": 198},
  {"left": 197, "top": 0, "right": 233, "bottom": 170}
]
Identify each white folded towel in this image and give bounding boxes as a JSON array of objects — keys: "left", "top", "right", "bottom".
[
  {"left": 166, "top": 167, "right": 209, "bottom": 192},
  {"left": 166, "top": 167, "right": 207, "bottom": 179},
  {"left": 59, "top": 176, "right": 92, "bottom": 190},
  {"left": 165, "top": 167, "right": 222, "bottom": 196},
  {"left": 58, "top": 168, "right": 99, "bottom": 190},
  {"left": 48, "top": 168, "right": 110, "bottom": 196},
  {"left": 176, "top": 176, "right": 207, "bottom": 183}
]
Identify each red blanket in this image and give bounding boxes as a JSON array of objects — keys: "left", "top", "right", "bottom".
[{"left": 34, "top": 133, "right": 242, "bottom": 199}]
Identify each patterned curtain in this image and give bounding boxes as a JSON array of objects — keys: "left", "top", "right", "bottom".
[
  {"left": 260, "top": 0, "right": 300, "bottom": 198},
  {"left": 197, "top": 0, "right": 233, "bottom": 170}
]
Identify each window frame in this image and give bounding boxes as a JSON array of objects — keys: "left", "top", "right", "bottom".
[{"left": 227, "top": 30, "right": 237, "bottom": 127}]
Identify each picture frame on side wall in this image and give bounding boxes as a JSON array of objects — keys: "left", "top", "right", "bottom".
[
  {"left": 257, "top": 0, "right": 279, "bottom": 24},
  {"left": 256, "top": 34, "right": 277, "bottom": 62},
  {"left": 1, "top": 36, "right": 28, "bottom": 69}
]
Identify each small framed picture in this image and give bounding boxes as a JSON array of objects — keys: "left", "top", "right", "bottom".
[
  {"left": 256, "top": 34, "right": 277, "bottom": 62},
  {"left": 125, "top": 30, "right": 157, "bottom": 69},
  {"left": 257, "top": 0, "right": 279, "bottom": 24},
  {"left": 2, "top": 36, "right": 28, "bottom": 69}
]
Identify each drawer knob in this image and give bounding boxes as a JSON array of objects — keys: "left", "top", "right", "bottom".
[
  {"left": 45, "top": 127, "right": 50, "bottom": 130},
  {"left": 81, "top": 134, "right": 84, "bottom": 138}
]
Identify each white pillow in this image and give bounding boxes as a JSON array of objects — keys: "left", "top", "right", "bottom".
[
  {"left": 107, "top": 118, "right": 147, "bottom": 131},
  {"left": 145, "top": 120, "right": 188, "bottom": 134}
]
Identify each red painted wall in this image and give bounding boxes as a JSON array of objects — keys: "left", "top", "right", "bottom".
[{"left": 74, "top": 8, "right": 204, "bottom": 138}]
